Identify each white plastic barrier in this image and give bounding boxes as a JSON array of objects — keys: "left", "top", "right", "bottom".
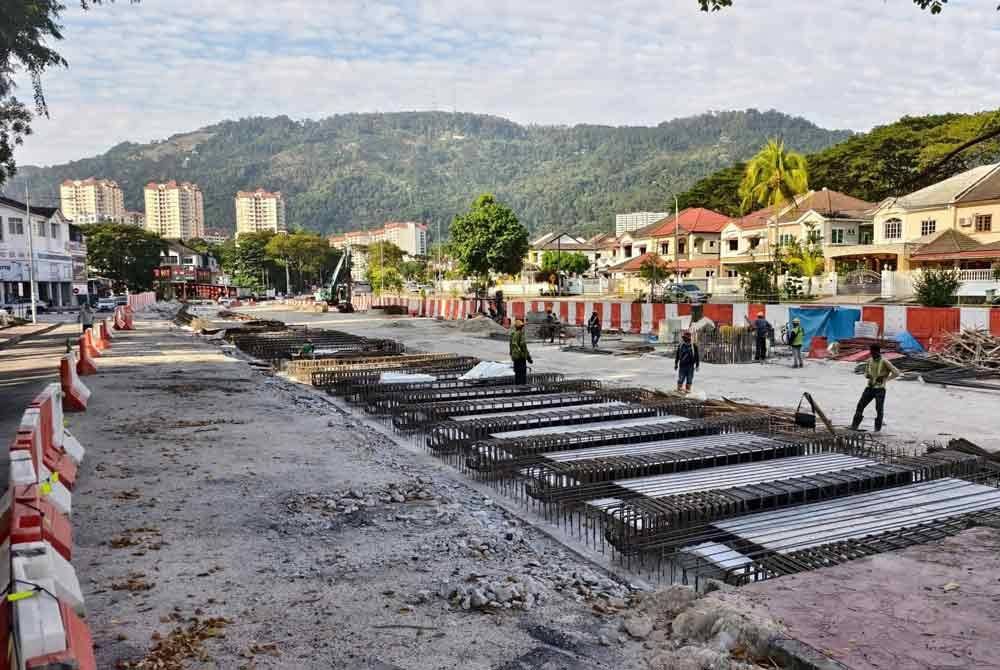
[
  {"left": 12, "top": 541, "right": 85, "bottom": 614},
  {"left": 9, "top": 451, "right": 72, "bottom": 516}
]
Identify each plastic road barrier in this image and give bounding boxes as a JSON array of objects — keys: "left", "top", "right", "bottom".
[{"left": 59, "top": 354, "right": 90, "bottom": 413}]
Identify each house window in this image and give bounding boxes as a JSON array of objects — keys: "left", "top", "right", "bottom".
[
  {"left": 678, "top": 239, "right": 686, "bottom": 254},
  {"left": 920, "top": 219, "right": 936, "bottom": 236},
  {"left": 708, "top": 240, "right": 715, "bottom": 248},
  {"left": 705, "top": 270, "right": 716, "bottom": 278},
  {"left": 830, "top": 229, "right": 845, "bottom": 244},
  {"left": 726, "top": 269, "right": 739, "bottom": 278},
  {"left": 37, "top": 221, "right": 46, "bottom": 237},
  {"left": 727, "top": 239, "right": 738, "bottom": 251},
  {"left": 884, "top": 219, "right": 902, "bottom": 239},
  {"left": 624, "top": 245, "right": 632, "bottom": 257},
  {"left": 182, "top": 256, "right": 195, "bottom": 265},
  {"left": 8, "top": 217, "right": 24, "bottom": 235},
  {"left": 638, "top": 246, "right": 647, "bottom": 256},
  {"left": 975, "top": 214, "right": 993, "bottom": 232},
  {"left": 778, "top": 233, "right": 795, "bottom": 246},
  {"left": 51, "top": 223, "right": 60, "bottom": 239},
  {"left": 660, "top": 242, "right": 669, "bottom": 255}
]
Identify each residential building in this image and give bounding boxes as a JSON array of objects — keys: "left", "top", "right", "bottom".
[
  {"left": 235, "top": 188, "right": 287, "bottom": 235},
  {"left": 718, "top": 189, "right": 875, "bottom": 275},
  {"left": 124, "top": 210, "right": 145, "bottom": 228},
  {"left": 0, "top": 195, "right": 87, "bottom": 306},
  {"left": 328, "top": 221, "right": 428, "bottom": 260},
  {"left": 154, "top": 239, "right": 219, "bottom": 285},
  {"left": 144, "top": 181, "right": 205, "bottom": 239},
  {"left": 202, "top": 228, "right": 231, "bottom": 245},
  {"left": 606, "top": 208, "right": 730, "bottom": 285},
  {"left": 862, "top": 163, "right": 1000, "bottom": 271},
  {"left": 59, "top": 178, "right": 125, "bottom": 224},
  {"left": 526, "top": 232, "right": 617, "bottom": 274},
  {"left": 615, "top": 211, "right": 669, "bottom": 236}
]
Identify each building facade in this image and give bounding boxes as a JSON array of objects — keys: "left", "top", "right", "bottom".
[
  {"left": 202, "top": 228, "right": 232, "bottom": 245},
  {"left": 124, "top": 210, "right": 145, "bottom": 227},
  {"left": 328, "top": 221, "right": 428, "bottom": 259},
  {"left": 0, "top": 196, "right": 87, "bottom": 307},
  {"left": 235, "top": 188, "right": 287, "bottom": 235},
  {"left": 144, "top": 181, "right": 205, "bottom": 239},
  {"left": 615, "top": 211, "right": 669, "bottom": 236},
  {"left": 59, "top": 178, "right": 125, "bottom": 224}
]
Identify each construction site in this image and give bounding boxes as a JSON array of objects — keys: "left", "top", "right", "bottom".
[{"left": 4, "top": 300, "right": 1000, "bottom": 670}]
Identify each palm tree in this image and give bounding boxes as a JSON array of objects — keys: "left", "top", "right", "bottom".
[
  {"left": 785, "top": 241, "right": 825, "bottom": 297},
  {"left": 739, "top": 139, "right": 809, "bottom": 293}
]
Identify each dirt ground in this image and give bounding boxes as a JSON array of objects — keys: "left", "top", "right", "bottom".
[
  {"left": 69, "top": 318, "right": 658, "bottom": 669},
  {"left": 242, "top": 306, "right": 1000, "bottom": 453}
]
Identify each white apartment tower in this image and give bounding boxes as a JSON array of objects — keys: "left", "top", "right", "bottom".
[
  {"left": 59, "top": 178, "right": 125, "bottom": 224},
  {"left": 235, "top": 188, "right": 287, "bottom": 235},
  {"left": 615, "top": 211, "right": 670, "bottom": 236},
  {"left": 144, "top": 181, "right": 205, "bottom": 239}
]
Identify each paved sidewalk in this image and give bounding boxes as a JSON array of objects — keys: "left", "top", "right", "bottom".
[{"left": 0, "top": 321, "right": 64, "bottom": 349}]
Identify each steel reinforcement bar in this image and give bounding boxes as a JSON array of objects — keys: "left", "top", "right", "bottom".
[
  {"left": 298, "top": 354, "right": 477, "bottom": 384},
  {"left": 285, "top": 353, "right": 451, "bottom": 380},
  {"left": 348, "top": 374, "right": 568, "bottom": 410},
  {"left": 311, "top": 358, "right": 482, "bottom": 394},
  {"left": 388, "top": 380, "right": 606, "bottom": 431},
  {"left": 597, "top": 449, "right": 984, "bottom": 555},
  {"left": 464, "top": 413, "right": 762, "bottom": 475}
]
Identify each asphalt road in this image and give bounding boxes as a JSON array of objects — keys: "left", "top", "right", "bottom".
[{"left": 0, "top": 322, "right": 80, "bottom": 486}]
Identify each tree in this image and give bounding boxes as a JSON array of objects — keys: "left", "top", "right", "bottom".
[
  {"left": 739, "top": 140, "right": 809, "bottom": 291},
  {"left": 399, "top": 260, "right": 428, "bottom": 282},
  {"left": 84, "top": 222, "right": 165, "bottom": 292},
  {"left": 265, "top": 231, "right": 335, "bottom": 293},
  {"left": 365, "top": 241, "right": 406, "bottom": 293},
  {"left": 638, "top": 254, "right": 669, "bottom": 300},
  {"left": 540, "top": 251, "right": 590, "bottom": 276},
  {"left": 232, "top": 231, "right": 275, "bottom": 290},
  {"left": 913, "top": 267, "right": 961, "bottom": 307},
  {"left": 784, "top": 226, "right": 825, "bottom": 297},
  {"left": 1, "top": 1, "right": 137, "bottom": 187},
  {"left": 697, "top": 0, "right": 998, "bottom": 13},
  {"left": 450, "top": 194, "right": 529, "bottom": 281}
]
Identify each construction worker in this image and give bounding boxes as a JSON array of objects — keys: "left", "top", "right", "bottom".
[
  {"left": 299, "top": 338, "right": 315, "bottom": 359},
  {"left": 587, "top": 311, "right": 602, "bottom": 349},
  {"left": 789, "top": 317, "right": 805, "bottom": 368},
  {"left": 850, "top": 343, "right": 901, "bottom": 432},
  {"left": 544, "top": 309, "right": 559, "bottom": 344},
  {"left": 78, "top": 303, "right": 95, "bottom": 335},
  {"left": 510, "top": 318, "right": 532, "bottom": 384},
  {"left": 674, "top": 331, "right": 700, "bottom": 394},
  {"left": 752, "top": 311, "right": 771, "bottom": 362}
]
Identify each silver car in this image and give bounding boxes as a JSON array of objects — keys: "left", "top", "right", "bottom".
[{"left": 666, "top": 283, "right": 710, "bottom": 304}]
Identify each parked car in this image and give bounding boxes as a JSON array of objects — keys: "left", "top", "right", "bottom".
[
  {"left": 96, "top": 296, "right": 118, "bottom": 312},
  {"left": 1, "top": 297, "right": 49, "bottom": 315},
  {"left": 218, "top": 297, "right": 235, "bottom": 307},
  {"left": 115, "top": 295, "right": 128, "bottom": 306},
  {"left": 665, "top": 283, "right": 710, "bottom": 304},
  {"left": 352, "top": 281, "right": 373, "bottom": 295}
]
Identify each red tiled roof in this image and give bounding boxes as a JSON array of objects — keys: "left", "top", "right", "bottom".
[
  {"left": 776, "top": 189, "right": 874, "bottom": 223},
  {"left": 911, "top": 228, "right": 1000, "bottom": 260},
  {"left": 607, "top": 252, "right": 720, "bottom": 273},
  {"left": 633, "top": 208, "right": 730, "bottom": 238},
  {"left": 728, "top": 205, "right": 777, "bottom": 231}
]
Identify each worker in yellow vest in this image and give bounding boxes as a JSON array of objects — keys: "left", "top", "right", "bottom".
[{"left": 850, "top": 343, "right": 901, "bottom": 432}]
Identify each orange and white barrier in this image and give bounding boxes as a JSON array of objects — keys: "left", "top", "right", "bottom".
[
  {"left": 76, "top": 336, "right": 97, "bottom": 377},
  {"left": 81, "top": 332, "right": 101, "bottom": 361},
  {"left": 99, "top": 320, "right": 112, "bottom": 346},
  {"left": 85, "top": 328, "right": 104, "bottom": 355},
  {"left": 8, "top": 597, "right": 96, "bottom": 670},
  {"left": 127, "top": 291, "right": 155, "bottom": 309},
  {"left": 124, "top": 305, "right": 135, "bottom": 330},
  {"left": 59, "top": 354, "right": 90, "bottom": 413}
]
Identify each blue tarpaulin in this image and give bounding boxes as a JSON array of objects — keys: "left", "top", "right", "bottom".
[
  {"left": 892, "top": 330, "right": 925, "bottom": 354},
  {"left": 787, "top": 307, "right": 861, "bottom": 349}
]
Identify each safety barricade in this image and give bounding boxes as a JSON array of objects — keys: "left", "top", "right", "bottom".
[
  {"left": 83, "top": 330, "right": 101, "bottom": 358},
  {"left": 100, "top": 320, "right": 112, "bottom": 346},
  {"left": 89, "top": 327, "right": 106, "bottom": 353},
  {"left": 16, "top": 412, "right": 77, "bottom": 491},
  {"left": 8, "top": 452, "right": 71, "bottom": 517},
  {"left": 59, "top": 354, "right": 90, "bottom": 413},
  {"left": 124, "top": 305, "right": 135, "bottom": 330},
  {"left": 29, "top": 385, "right": 85, "bottom": 467},
  {"left": 7, "top": 596, "right": 96, "bottom": 670},
  {"left": 76, "top": 335, "right": 97, "bottom": 377}
]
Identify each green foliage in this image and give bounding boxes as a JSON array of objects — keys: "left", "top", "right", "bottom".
[
  {"left": 680, "top": 111, "right": 1000, "bottom": 212},
  {"left": 696, "top": 0, "right": 998, "bottom": 13},
  {"left": 638, "top": 254, "right": 669, "bottom": 296},
  {"left": 540, "top": 251, "right": 590, "bottom": 275},
  {"left": 784, "top": 224, "right": 825, "bottom": 296},
  {"left": 739, "top": 139, "right": 810, "bottom": 212},
  {"left": 84, "top": 222, "right": 165, "bottom": 292},
  {"left": 913, "top": 267, "right": 961, "bottom": 307},
  {"left": 12, "top": 110, "right": 850, "bottom": 235},
  {"left": 265, "top": 231, "right": 339, "bottom": 292},
  {"left": 398, "top": 260, "right": 428, "bottom": 282},
  {"left": 230, "top": 231, "right": 276, "bottom": 290},
  {"left": 993, "top": 263, "right": 1000, "bottom": 281},
  {"left": 450, "top": 194, "right": 529, "bottom": 279},
  {"left": 365, "top": 241, "right": 406, "bottom": 293},
  {"left": 739, "top": 264, "right": 778, "bottom": 302}
]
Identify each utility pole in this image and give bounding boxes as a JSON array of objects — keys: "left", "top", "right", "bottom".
[
  {"left": 25, "top": 180, "right": 38, "bottom": 324},
  {"left": 674, "top": 195, "right": 681, "bottom": 285}
]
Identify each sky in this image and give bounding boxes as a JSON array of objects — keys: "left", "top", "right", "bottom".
[{"left": 14, "top": 0, "right": 1000, "bottom": 167}]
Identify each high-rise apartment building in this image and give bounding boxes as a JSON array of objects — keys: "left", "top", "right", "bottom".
[
  {"left": 144, "top": 181, "right": 205, "bottom": 239},
  {"left": 124, "top": 210, "right": 145, "bottom": 227},
  {"left": 234, "top": 188, "right": 287, "bottom": 235},
  {"left": 615, "top": 211, "right": 669, "bottom": 236},
  {"left": 329, "top": 221, "right": 428, "bottom": 258},
  {"left": 59, "top": 178, "right": 125, "bottom": 224}
]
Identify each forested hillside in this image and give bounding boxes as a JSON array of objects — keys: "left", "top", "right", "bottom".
[
  {"left": 6, "top": 110, "right": 849, "bottom": 237},
  {"left": 677, "top": 111, "right": 1000, "bottom": 216}
]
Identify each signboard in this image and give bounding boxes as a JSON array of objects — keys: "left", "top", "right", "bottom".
[
  {"left": 0, "top": 261, "right": 25, "bottom": 282},
  {"left": 72, "top": 283, "right": 88, "bottom": 296}
]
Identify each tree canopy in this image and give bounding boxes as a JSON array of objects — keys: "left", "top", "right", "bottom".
[
  {"left": 540, "top": 250, "right": 591, "bottom": 276},
  {"left": 365, "top": 241, "right": 406, "bottom": 294},
  {"left": 739, "top": 139, "right": 809, "bottom": 213},
  {"left": 84, "top": 222, "right": 165, "bottom": 292},
  {"left": 450, "top": 194, "right": 529, "bottom": 280}
]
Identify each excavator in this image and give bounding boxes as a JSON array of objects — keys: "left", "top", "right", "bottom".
[{"left": 314, "top": 247, "right": 355, "bottom": 312}]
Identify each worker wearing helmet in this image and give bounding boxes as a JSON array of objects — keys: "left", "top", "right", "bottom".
[
  {"left": 789, "top": 317, "right": 805, "bottom": 368},
  {"left": 752, "top": 311, "right": 772, "bottom": 362},
  {"left": 674, "top": 331, "right": 700, "bottom": 394}
]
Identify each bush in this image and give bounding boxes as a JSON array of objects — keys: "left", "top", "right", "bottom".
[{"left": 913, "top": 267, "right": 961, "bottom": 307}]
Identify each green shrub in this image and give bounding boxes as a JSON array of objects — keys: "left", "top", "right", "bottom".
[{"left": 913, "top": 267, "right": 961, "bottom": 307}]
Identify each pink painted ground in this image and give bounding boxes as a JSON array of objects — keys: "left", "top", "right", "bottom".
[{"left": 742, "top": 526, "right": 1000, "bottom": 670}]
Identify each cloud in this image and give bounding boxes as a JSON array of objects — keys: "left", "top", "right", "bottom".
[{"left": 14, "top": 0, "right": 1000, "bottom": 166}]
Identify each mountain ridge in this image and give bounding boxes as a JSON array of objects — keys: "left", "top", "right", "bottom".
[{"left": 7, "top": 109, "right": 852, "bottom": 237}]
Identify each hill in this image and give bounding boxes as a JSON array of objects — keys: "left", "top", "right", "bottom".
[
  {"left": 5, "top": 110, "right": 850, "bottom": 238},
  {"left": 677, "top": 111, "right": 1000, "bottom": 216}
]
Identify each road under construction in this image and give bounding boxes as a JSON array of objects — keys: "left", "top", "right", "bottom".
[{"left": 215, "top": 308, "right": 1000, "bottom": 597}]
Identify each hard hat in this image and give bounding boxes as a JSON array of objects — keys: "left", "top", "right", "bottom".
[
  {"left": 757, "top": 311, "right": 764, "bottom": 317},
  {"left": 681, "top": 330, "right": 692, "bottom": 338},
  {"left": 792, "top": 317, "right": 800, "bottom": 324}
]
